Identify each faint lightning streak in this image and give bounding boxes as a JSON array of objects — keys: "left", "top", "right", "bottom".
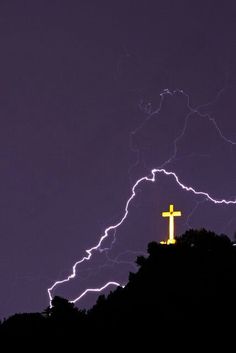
[
  {"left": 103, "top": 249, "right": 144, "bottom": 270},
  {"left": 184, "top": 199, "right": 207, "bottom": 229},
  {"left": 70, "top": 281, "right": 124, "bottom": 304},
  {"left": 162, "top": 88, "right": 236, "bottom": 167},
  {"left": 128, "top": 89, "right": 172, "bottom": 183},
  {"left": 48, "top": 167, "right": 236, "bottom": 305},
  {"left": 209, "top": 117, "right": 236, "bottom": 145}
]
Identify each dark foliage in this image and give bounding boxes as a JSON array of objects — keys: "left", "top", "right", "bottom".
[{"left": 1, "top": 229, "right": 236, "bottom": 343}]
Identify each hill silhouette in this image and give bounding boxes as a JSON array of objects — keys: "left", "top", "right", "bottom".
[{"left": 1, "top": 228, "right": 236, "bottom": 342}]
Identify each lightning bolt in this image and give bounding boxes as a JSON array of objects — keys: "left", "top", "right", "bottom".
[
  {"left": 70, "top": 281, "right": 124, "bottom": 304},
  {"left": 48, "top": 88, "right": 236, "bottom": 307},
  {"left": 128, "top": 88, "right": 171, "bottom": 183},
  {"left": 129, "top": 87, "right": 236, "bottom": 239},
  {"left": 162, "top": 88, "right": 236, "bottom": 168},
  {"left": 47, "top": 167, "right": 236, "bottom": 306}
]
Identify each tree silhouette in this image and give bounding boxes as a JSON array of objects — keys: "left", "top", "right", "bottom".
[
  {"left": 1, "top": 228, "right": 236, "bottom": 341},
  {"left": 176, "top": 228, "right": 231, "bottom": 249},
  {"left": 47, "top": 296, "right": 78, "bottom": 320}
]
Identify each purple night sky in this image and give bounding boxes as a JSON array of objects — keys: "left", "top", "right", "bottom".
[{"left": 0, "top": 1, "right": 235, "bottom": 318}]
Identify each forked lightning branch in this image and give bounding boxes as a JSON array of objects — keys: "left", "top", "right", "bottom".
[{"left": 48, "top": 168, "right": 236, "bottom": 306}]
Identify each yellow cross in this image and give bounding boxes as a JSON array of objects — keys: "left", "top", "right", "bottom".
[{"left": 161, "top": 204, "right": 182, "bottom": 244}]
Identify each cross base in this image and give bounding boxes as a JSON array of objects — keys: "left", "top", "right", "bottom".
[
  {"left": 160, "top": 239, "right": 176, "bottom": 245},
  {"left": 167, "top": 238, "right": 176, "bottom": 245}
]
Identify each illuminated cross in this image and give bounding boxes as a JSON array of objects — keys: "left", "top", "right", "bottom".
[{"left": 161, "top": 204, "right": 182, "bottom": 244}]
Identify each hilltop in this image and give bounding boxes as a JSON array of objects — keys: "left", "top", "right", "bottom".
[{"left": 1, "top": 229, "right": 236, "bottom": 341}]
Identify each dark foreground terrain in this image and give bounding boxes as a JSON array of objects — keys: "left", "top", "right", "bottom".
[{"left": 1, "top": 229, "right": 236, "bottom": 344}]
